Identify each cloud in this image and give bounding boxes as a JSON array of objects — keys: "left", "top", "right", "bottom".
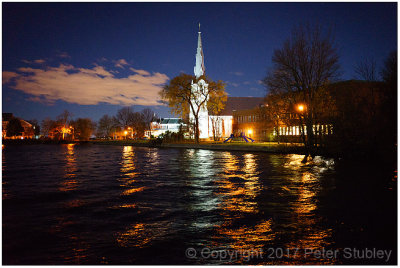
[
  {"left": 229, "top": 71, "right": 244, "bottom": 76},
  {"left": 21, "top": 59, "right": 46, "bottom": 64},
  {"left": 2, "top": 71, "right": 19, "bottom": 84},
  {"left": 115, "top": 59, "right": 129, "bottom": 68},
  {"left": 57, "top": 52, "right": 70, "bottom": 58},
  {"left": 243, "top": 81, "right": 251, "bottom": 85},
  {"left": 130, "top": 67, "right": 150, "bottom": 76},
  {"left": 3, "top": 63, "right": 169, "bottom": 106}
]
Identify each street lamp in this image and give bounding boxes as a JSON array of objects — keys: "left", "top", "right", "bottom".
[
  {"left": 297, "top": 104, "right": 305, "bottom": 113},
  {"left": 124, "top": 130, "right": 128, "bottom": 140}
]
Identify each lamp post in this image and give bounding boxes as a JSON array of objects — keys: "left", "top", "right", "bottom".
[
  {"left": 124, "top": 130, "right": 128, "bottom": 140},
  {"left": 297, "top": 104, "right": 305, "bottom": 113}
]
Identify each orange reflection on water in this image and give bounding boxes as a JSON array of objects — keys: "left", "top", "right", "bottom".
[
  {"left": 120, "top": 146, "right": 138, "bottom": 179},
  {"left": 117, "top": 223, "right": 152, "bottom": 248},
  {"left": 116, "top": 221, "right": 172, "bottom": 248},
  {"left": 119, "top": 146, "right": 143, "bottom": 197},
  {"left": 281, "top": 154, "right": 335, "bottom": 264},
  {"left": 49, "top": 217, "right": 89, "bottom": 264},
  {"left": 121, "top": 186, "right": 146, "bottom": 196},
  {"left": 215, "top": 219, "right": 275, "bottom": 251},
  {"left": 2, "top": 146, "right": 9, "bottom": 200},
  {"left": 208, "top": 152, "right": 270, "bottom": 259},
  {"left": 59, "top": 144, "right": 78, "bottom": 192},
  {"left": 216, "top": 152, "right": 261, "bottom": 214},
  {"left": 64, "top": 235, "right": 90, "bottom": 264}
]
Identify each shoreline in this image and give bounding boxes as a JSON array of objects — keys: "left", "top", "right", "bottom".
[
  {"left": 3, "top": 139, "right": 334, "bottom": 156},
  {"left": 92, "top": 140, "right": 307, "bottom": 154}
]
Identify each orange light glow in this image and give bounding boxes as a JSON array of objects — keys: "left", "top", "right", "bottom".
[
  {"left": 248, "top": 129, "right": 253, "bottom": 135},
  {"left": 297, "top": 104, "right": 305, "bottom": 112},
  {"left": 124, "top": 131, "right": 128, "bottom": 135}
]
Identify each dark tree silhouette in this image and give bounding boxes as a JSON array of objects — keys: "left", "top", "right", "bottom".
[
  {"left": 6, "top": 118, "right": 24, "bottom": 137},
  {"left": 141, "top": 108, "right": 157, "bottom": 137},
  {"left": 97, "top": 115, "right": 117, "bottom": 138},
  {"left": 263, "top": 23, "right": 340, "bottom": 160},
  {"left": 355, "top": 57, "right": 378, "bottom": 81},
  {"left": 116, "top": 107, "right": 134, "bottom": 129}
]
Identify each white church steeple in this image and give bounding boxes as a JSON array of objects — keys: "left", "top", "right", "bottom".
[
  {"left": 194, "top": 23, "right": 205, "bottom": 78},
  {"left": 190, "top": 23, "right": 209, "bottom": 140}
]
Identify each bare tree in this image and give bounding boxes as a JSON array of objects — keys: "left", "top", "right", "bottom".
[
  {"left": 116, "top": 107, "right": 134, "bottom": 129},
  {"left": 355, "top": 57, "right": 377, "bottom": 81},
  {"left": 263, "top": 23, "right": 340, "bottom": 160},
  {"left": 41, "top": 118, "right": 54, "bottom": 137},
  {"left": 130, "top": 112, "right": 145, "bottom": 138},
  {"left": 56, "top": 110, "right": 72, "bottom": 127},
  {"left": 141, "top": 108, "right": 157, "bottom": 137},
  {"left": 381, "top": 50, "right": 397, "bottom": 87},
  {"left": 97, "top": 114, "right": 116, "bottom": 138}
]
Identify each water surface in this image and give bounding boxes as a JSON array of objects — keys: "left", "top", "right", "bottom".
[{"left": 2, "top": 144, "right": 396, "bottom": 264}]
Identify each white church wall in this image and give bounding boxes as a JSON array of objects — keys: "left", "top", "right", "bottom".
[{"left": 209, "top": 115, "right": 233, "bottom": 139}]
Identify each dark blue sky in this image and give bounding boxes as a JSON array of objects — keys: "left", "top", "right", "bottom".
[{"left": 3, "top": 2, "right": 397, "bottom": 122}]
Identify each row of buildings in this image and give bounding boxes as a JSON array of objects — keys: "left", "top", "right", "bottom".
[{"left": 149, "top": 95, "right": 334, "bottom": 142}]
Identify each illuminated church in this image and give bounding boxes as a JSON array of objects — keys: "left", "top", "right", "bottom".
[
  {"left": 150, "top": 25, "right": 266, "bottom": 140},
  {"left": 190, "top": 25, "right": 233, "bottom": 139}
]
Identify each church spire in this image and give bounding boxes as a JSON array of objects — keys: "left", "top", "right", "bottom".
[{"left": 194, "top": 23, "right": 205, "bottom": 78}]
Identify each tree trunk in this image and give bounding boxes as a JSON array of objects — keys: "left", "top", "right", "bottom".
[{"left": 194, "top": 117, "right": 200, "bottom": 144}]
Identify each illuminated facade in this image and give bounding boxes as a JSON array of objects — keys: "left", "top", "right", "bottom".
[
  {"left": 146, "top": 118, "right": 186, "bottom": 138},
  {"left": 233, "top": 105, "right": 334, "bottom": 142}
]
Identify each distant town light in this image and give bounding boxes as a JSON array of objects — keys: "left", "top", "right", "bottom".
[
  {"left": 248, "top": 129, "right": 253, "bottom": 135},
  {"left": 124, "top": 131, "right": 128, "bottom": 135}
]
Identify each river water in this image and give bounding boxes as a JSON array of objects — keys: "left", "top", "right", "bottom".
[{"left": 2, "top": 144, "right": 396, "bottom": 264}]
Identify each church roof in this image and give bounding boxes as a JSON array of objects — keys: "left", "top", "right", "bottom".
[{"left": 216, "top": 97, "right": 265, "bottom": 116}]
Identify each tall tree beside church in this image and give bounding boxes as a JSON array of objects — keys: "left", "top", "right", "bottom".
[
  {"left": 160, "top": 73, "right": 226, "bottom": 143},
  {"left": 263, "top": 23, "right": 340, "bottom": 160}
]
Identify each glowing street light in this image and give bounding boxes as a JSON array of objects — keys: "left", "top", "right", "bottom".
[
  {"left": 297, "top": 104, "right": 305, "bottom": 112},
  {"left": 248, "top": 129, "right": 253, "bottom": 137}
]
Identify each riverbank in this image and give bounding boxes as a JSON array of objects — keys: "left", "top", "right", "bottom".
[
  {"left": 2, "top": 139, "right": 331, "bottom": 156},
  {"left": 91, "top": 140, "right": 308, "bottom": 154}
]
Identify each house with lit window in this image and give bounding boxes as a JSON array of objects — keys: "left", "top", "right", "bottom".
[
  {"left": 2, "top": 113, "right": 35, "bottom": 139},
  {"left": 146, "top": 118, "right": 186, "bottom": 138}
]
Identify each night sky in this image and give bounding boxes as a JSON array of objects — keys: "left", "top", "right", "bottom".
[{"left": 2, "top": 2, "right": 397, "bottom": 122}]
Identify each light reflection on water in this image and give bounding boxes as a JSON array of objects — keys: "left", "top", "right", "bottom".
[
  {"left": 59, "top": 144, "right": 78, "bottom": 192},
  {"left": 119, "top": 146, "right": 145, "bottom": 196},
  {"left": 3, "top": 145, "right": 393, "bottom": 265}
]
